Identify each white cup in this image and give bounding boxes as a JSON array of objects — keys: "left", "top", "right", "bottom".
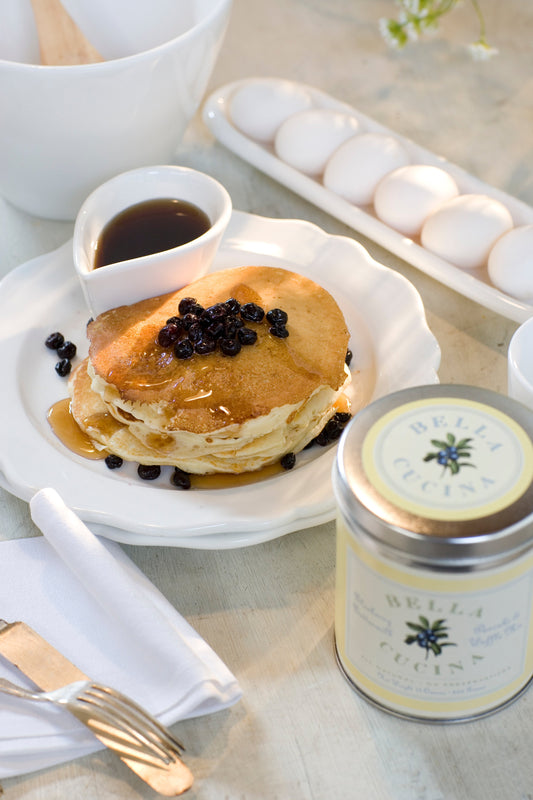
[
  {"left": 508, "top": 317, "right": 533, "bottom": 411},
  {"left": 0, "top": 0, "right": 232, "bottom": 220},
  {"left": 73, "top": 165, "right": 232, "bottom": 317}
]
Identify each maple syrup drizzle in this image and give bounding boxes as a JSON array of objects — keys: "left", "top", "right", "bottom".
[
  {"left": 46, "top": 398, "right": 286, "bottom": 486},
  {"left": 193, "top": 462, "right": 284, "bottom": 489},
  {"left": 334, "top": 393, "right": 351, "bottom": 415},
  {"left": 47, "top": 392, "right": 353, "bottom": 487},
  {"left": 47, "top": 398, "right": 107, "bottom": 460}
]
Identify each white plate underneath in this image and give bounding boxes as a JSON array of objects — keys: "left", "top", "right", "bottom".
[{"left": 0, "top": 211, "right": 440, "bottom": 548}]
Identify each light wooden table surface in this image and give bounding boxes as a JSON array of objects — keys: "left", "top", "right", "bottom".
[{"left": 1, "top": 1, "right": 532, "bottom": 798}]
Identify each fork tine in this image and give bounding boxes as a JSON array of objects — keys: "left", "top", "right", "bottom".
[
  {"left": 83, "top": 684, "right": 185, "bottom": 753},
  {"left": 0, "top": 676, "right": 192, "bottom": 780},
  {"left": 93, "top": 685, "right": 186, "bottom": 752},
  {"left": 82, "top": 717, "right": 175, "bottom": 767},
  {"left": 75, "top": 696, "right": 179, "bottom": 763}
]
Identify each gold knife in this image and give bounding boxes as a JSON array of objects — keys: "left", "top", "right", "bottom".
[{"left": 0, "top": 620, "right": 193, "bottom": 795}]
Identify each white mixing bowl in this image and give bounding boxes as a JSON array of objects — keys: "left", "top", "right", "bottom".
[{"left": 0, "top": 0, "right": 232, "bottom": 220}]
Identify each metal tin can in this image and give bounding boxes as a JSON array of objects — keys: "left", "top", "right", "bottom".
[{"left": 333, "top": 384, "right": 533, "bottom": 722}]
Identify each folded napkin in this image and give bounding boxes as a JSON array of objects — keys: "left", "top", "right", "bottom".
[{"left": 0, "top": 487, "right": 242, "bottom": 779}]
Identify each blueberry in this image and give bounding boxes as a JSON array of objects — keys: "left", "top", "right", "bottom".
[
  {"left": 158, "top": 322, "right": 182, "bottom": 347},
  {"left": 281, "top": 452, "right": 296, "bottom": 470},
  {"left": 45, "top": 331, "right": 64, "bottom": 350},
  {"left": 187, "top": 322, "right": 203, "bottom": 343},
  {"left": 202, "top": 303, "right": 228, "bottom": 323},
  {"left": 270, "top": 325, "right": 289, "bottom": 338},
  {"left": 238, "top": 326, "right": 258, "bottom": 345},
  {"left": 57, "top": 340, "right": 77, "bottom": 360},
  {"left": 174, "top": 339, "right": 194, "bottom": 359},
  {"left": 137, "top": 464, "right": 161, "bottom": 480},
  {"left": 55, "top": 358, "right": 71, "bottom": 377},
  {"left": 219, "top": 337, "right": 242, "bottom": 356},
  {"left": 181, "top": 312, "right": 198, "bottom": 330},
  {"left": 307, "top": 413, "right": 352, "bottom": 449},
  {"left": 334, "top": 412, "right": 352, "bottom": 426},
  {"left": 205, "top": 320, "right": 225, "bottom": 339},
  {"left": 105, "top": 454, "right": 123, "bottom": 469},
  {"left": 224, "top": 298, "right": 241, "bottom": 315},
  {"left": 166, "top": 315, "right": 181, "bottom": 325},
  {"left": 195, "top": 337, "right": 216, "bottom": 355},
  {"left": 266, "top": 308, "right": 288, "bottom": 326},
  {"left": 178, "top": 297, "right": 199, "bottom": 315},
  {"left": 224, "top": 315, "right": 244, "bottom": 338},
  {"left": 171, "top": 468, "right": 191, "bottom": 490},
  {"left": 314, "top": 429, "right": 331, "bottom": 447},
  {"left": 324, "top": 418, "right": 343, "bottom": 441},
  {"left": 345, "top": 349, "right": 353, "bottom": 366},
  {"left": 240, "top": 302, "right": 264, "bottom": 323}
]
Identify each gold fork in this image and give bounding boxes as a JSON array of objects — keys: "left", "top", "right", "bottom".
[{"left": 0, "top": 675, "right": 193, "bottom": 795}]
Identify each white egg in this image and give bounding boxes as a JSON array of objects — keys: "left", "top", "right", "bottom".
[
  {"left": 421, "top": 194, "right": 514, "bottom": 270},
  {"left": 322, "top": 132, "right": 410, "bottom": 206},
  {"left": 374, "top": 164, "right": 459, "bottom": 237},
  {"left": 487, "top": 225, "right": 533, "bottom": 300},
  {"left": 229, "top": 79, "right": 313, "bottom": 143},
  {"left": 274, "top": 109, "right": 362, "bottom": 176}
]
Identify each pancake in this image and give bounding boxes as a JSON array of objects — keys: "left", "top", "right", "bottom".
[{"left": 70, "top": 265, "right": 350, "bottom": 473}]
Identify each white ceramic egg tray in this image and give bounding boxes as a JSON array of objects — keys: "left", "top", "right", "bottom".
[{"left": 203, "top": 78, "right": 533, "bottom": 323}]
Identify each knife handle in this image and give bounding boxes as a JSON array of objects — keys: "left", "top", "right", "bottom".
[{"left": 0, "top": 620, "right": 86, "bottom": 689}]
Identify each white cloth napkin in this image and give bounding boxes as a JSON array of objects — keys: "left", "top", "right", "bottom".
[{"left": 0, "top": 487, "right": 242, "bottom": 779}]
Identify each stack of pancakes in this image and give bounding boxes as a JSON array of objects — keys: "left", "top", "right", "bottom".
[{"left": 69, "top": 265, "right": 350, "bottom": 474}]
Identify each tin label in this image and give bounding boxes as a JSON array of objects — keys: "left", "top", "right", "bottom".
[
  {"left": 335, "top": 518, "right": 533, "bottom": 719},
  {"left": 362, "top": 398, "right": 533, "bottom": 520}
]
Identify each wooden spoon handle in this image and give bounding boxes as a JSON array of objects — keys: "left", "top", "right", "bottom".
[{"left": 30, "top": 0, "right": 103, "bottom": 65}]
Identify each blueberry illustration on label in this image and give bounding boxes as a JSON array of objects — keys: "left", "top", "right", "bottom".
[
  {"left": 404, "top": 616, "right": 457, "bottom": 658},
  {"left": 423, "top": 433, "right": 474, "bottom": 475}
]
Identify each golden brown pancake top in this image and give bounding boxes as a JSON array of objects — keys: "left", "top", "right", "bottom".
[{"left": 87, "top": 266, "right": 349, "bottom": 433}]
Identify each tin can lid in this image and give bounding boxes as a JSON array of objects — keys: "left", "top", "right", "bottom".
[{"left": 334, "top": 385, "right": 533, "bottom": 561}]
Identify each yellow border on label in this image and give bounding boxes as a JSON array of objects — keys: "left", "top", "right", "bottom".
[
  {"left": 337, "top": 654, "right": 531, "bottom": 716},
  {"left": 362, "top": 398, "right": 533, "bottom": 521}
]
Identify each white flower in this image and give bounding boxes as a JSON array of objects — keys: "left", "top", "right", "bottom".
[
  {"left": 379, "top": 17, "right": 400, "bottom": 48},
  {"left": 379, "top": 0, "right": 497, "bottom": 59},
  {"left": 404, "top": 0, "right": 423, "bottom": 14},
  {"left": 378, "top": 17, "right": 407, "bottom": 48},
  {"left": 405, "top": 22, "right": 420, "bottom": 41},
  {"left": 468, "top": 39, "right": 499, "bottom": 60}
]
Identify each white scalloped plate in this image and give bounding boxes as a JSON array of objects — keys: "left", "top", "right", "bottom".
[
  {"left": 0, "top": 211, "right": 440, "bottom": 548},
  {"left": 204, "top": 78, "right": 533, "bottom": 323}
]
